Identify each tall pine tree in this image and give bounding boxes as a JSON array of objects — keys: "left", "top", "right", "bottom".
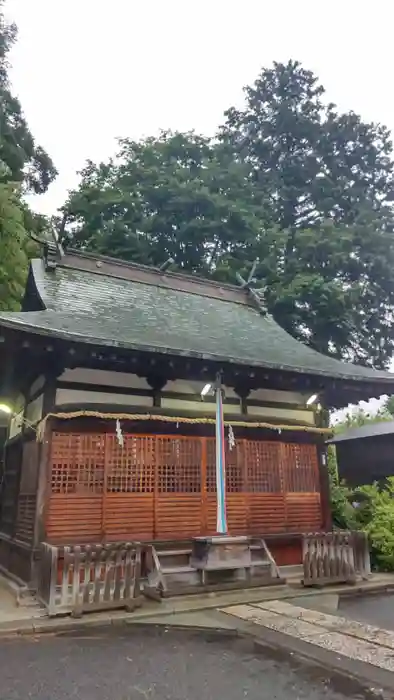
[{"left": 221, "top": 60, "right": 394, "bottom": 367}]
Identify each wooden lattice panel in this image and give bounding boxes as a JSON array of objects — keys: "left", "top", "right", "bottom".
[
  {"left": 282, "top": 443, "right": 319, "bottom": 493},
  {"left": 50, "top": 433, "right": 104, "bottom": 494},
  {"left": 106, "top": 435, "right": 155, "bottom": 493},
  {"left": 206, "top": 440, "right": 245, "bottom": 493},
  {"left": 46, "top": 432, "right": 323, "bottom": 543},
  {"left": 245, "top": 441, "right": 281, "bottom": 492},
  {"left": 156, "top": 437, "right": 201, "bottom": 493},
  {"left": 15, "top": 495, "right": 36, "bottom": 544}
]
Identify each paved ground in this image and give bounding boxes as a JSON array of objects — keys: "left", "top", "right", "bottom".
[
  {"left": 0, "top": 626, "right": 375, "bottom": 700},
  {"left": 221, "top": 600, "right": 394, "bottom": 672},
  {"left": 340, "top": 594, "right": 394, "bottom": 631}
]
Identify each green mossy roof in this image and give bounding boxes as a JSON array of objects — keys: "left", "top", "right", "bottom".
[{"left": 0, "top": 255, "right": 393, "bottom": 385}]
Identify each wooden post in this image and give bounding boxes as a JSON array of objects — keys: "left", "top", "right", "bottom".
[
  {"left": 317, "top": 442, "right": 332, "bottom": 532},
  {"left": 315, "top": 403, "right": 332, "bottom": 532},
  {"left": 201, "top": 437, "right": 207, "bottom": 534},
  {"left": 102, "top": 435, "right": 109, "bottom": 542},
  {"left": 33, "top": 374, "right": 57, "bottom": 553}
]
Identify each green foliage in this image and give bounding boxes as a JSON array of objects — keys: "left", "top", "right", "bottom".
[
  {"left": 0, "top": 1, "right": 57, "bottom": 194},
  {"left": 329, "top": 410, "right": 394, "bottom": 570},
  {"left": 65, "top": 131, "right": 283, "bottom": 279},
  {"left": 0, "top": 2, "right": 56, "bottom": 310},
  {"left": 353, "top": 480, "right": 394, "bottom": 571},
  {"left": 0, "top": 181, "right": 28, "bottom": 310},
  {"left": 327, "top": 445, "right": 357, "bottom": 530},
  {"left": 383, "top": 395, "right": 394, "bottom": 417},
  {"left": 335, "top": 406, "right": 392, "bottom": 433}
]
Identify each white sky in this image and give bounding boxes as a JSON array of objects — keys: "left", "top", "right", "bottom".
[
  {"left": 5, "top": 0, "right": 394, "bottom": 216},
  {"left": 4, "top": 0, "right": 394, "bottom": 412}
]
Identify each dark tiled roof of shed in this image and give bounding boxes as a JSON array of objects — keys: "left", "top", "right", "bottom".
[
  {"left": 328, "top": 420, "right": 394, "bottom": 443},
  {"left": 0, "top": 252, "right": 393, "bottom": 384}
]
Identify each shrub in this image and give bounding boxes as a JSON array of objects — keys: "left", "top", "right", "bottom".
[{"left": 355, "top": 479, "right": 394, "bottom": 571}]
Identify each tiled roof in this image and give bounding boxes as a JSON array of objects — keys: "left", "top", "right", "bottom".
[
  {"left": 328, "top": 420, "right": 394, "bottom": 443},
  {"left": 0, "top": 252, "right": 393, "bottom": 385}
]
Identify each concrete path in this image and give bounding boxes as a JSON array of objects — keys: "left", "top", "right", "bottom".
[{"left": 0, "top": 580, "right": 45, "bottom": 625}]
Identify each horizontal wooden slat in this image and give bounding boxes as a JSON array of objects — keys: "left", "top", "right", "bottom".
[
  {"left": 248, "top": 494, "right": 286, "bottom": 534},
  {"left": 156, "top": 495, "right": 202, "bottom": 538},
  {"left": 47, "top": 495, "right": 102, "bottom": 542},
  {"left": 285, "top": 493, "right": 322, "bottom": 531},
  {"left": 105, "top": 493, "right": 154, "bottom": 540}
]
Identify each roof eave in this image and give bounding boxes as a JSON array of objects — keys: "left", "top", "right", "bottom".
[{"left": 1, "top": 315, "right": 394, "bottom": 389}]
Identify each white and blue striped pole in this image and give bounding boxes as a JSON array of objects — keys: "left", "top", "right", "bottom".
[{"left": 215, "top": 374, "right": 227, "bottom": 535}]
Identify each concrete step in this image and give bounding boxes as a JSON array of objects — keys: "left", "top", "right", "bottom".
[
  {"left": 161, "top": 565, "right": 196, "bottom": 575},
  {"left": 156, "top": 549, "right": 192, "bottom": 557},
  {"left": 161, "top": 564, "right": 200, "bottom": 587}
]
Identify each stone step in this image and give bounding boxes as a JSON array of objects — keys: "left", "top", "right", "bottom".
[
  {"left": 156, "top": 549, "right": 192, "bottom": 557},
  {"left": 161, "top": 565, "right": 196, "bottom": 575}
]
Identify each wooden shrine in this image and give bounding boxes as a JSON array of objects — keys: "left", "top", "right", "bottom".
[{"left": 0, "top": 243, "right": 393, "bottom": 595}]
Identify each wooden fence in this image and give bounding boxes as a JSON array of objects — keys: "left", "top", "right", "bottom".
[
  {"left": 37, "top": 541, "right": 142, "bottom": 617},
  {"left": 302, "top": 531, "right": 371, "bottom": 586}
]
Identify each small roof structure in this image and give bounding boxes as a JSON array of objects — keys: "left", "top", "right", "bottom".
[
  {"left": 0, "top": 250, "right": 393, "bottom": 403},
  {"left": 329, "top": 419, "right": 394, "bottom": 487},
  {"left": 328, "top": 421, "right": 394, "bottom": 444}
]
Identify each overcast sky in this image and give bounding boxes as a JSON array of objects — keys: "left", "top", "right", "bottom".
[{"left": 5, "top": 0, "right": 394, "bottom": 217}]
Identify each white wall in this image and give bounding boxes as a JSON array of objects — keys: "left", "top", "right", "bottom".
[{"left": 55, "top": 367, "right": 315, "bottom": 425}]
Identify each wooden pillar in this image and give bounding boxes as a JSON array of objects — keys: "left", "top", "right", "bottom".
[
  {"left": 316, "top": 405, "right": 332, "bottom": 532},
  {"left": 146, "top": 374, "right": 167, "bottom": 408},
  {"left": 234, "top": 385, "right": 250, "bottom": 415},
  {"left": 33, "top": 373, "right": 57, "bottom": 550},
  {"left": 317, "top": 443, "right": 332, "bottom": 532}
]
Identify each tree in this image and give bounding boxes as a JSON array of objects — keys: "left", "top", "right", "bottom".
[
  {"left": 382, "top": 395, "right": 394, "bottom": 417},
  {"left": 0, "top": 2, "right": 56, "bottom": 310},
  {"left": 64, "top": 131, "right": 283, "bottom": 279},
  {"left": 221, "top": 60, "right": 394, "bottom": 231},
  {"left": 0, "top": 179, "right": 28, "bottom": 311},
  {"left": 0, "top": 1, "right": 57, "bottom": 193},
  {"left": 221, "top": 60, "right": 394, "bottom": 367}
]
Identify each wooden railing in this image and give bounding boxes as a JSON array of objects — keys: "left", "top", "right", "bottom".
[
  {"left": 302, "top": 531, "right": 371, "bottom": 587},
  {"left": 37, "top": 541, "right": 143, "bottom": 617}
]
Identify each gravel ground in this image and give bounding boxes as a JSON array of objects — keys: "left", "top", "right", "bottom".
[
  {"left": 0, "top": 626, "right": 379, "bottom": 700},
  {"left": 340, "top": 594, "right": 394, "bottom": 631}
]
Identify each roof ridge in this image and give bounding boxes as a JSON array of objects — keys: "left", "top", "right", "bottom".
[{"left": 59, "top": 248, "right": 253, "bottom": 296}]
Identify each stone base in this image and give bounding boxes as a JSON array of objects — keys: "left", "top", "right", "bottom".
[{"left": 190, "top": 535, "right": 252, "bottom": 572}]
